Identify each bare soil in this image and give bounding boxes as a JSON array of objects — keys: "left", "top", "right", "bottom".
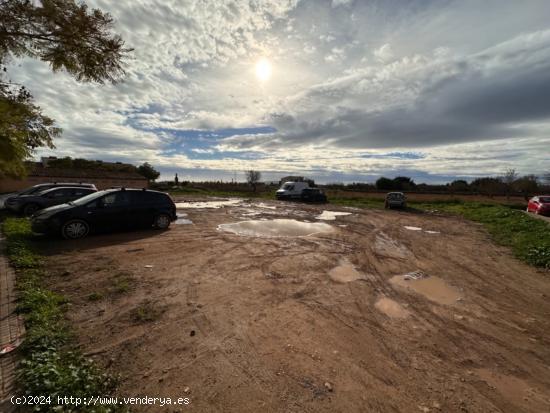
[{"left": 39, "top": 198, "right": 550, "bottom": 412}]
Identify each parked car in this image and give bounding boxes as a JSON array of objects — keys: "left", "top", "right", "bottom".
[
  {"left": 527, "top": 195, "right": 550, "bottom": 216},
  {"left": 384, "top": 192, "right": 407, "bottom": 209},
  {"left": 31, "top": 188, "right": 177, "bottom": 239},
  {"left": 300, "top": 188, "right": 328, "bottom": 203},
  {"left": 276, "top": 181, "right": 311, "bottom": 200},
  {"left": 6, "top": 186, "right": 97, "bottom": 216},
  {"left": 4, "top": 182, "right": 97, "bottom": 211}
]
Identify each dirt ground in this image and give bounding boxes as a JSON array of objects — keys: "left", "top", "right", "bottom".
[{"left": 38, "top": 198, "right": 550, "bottom": 412}]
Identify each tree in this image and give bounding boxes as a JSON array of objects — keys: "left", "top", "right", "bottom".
[
  {"left": 375, "top": 177, "right": 394, "bottom": 190},
  {"left": 0, "top": 0, "right": 131, "bottom": 176},
  {"left": 174, "top": 173, "right": 179, "bottom": 186},
  {"left": 471, "top": 177, "right": 504, "bottom": 197},
  {"left": 137, "top": 162, "right": 160, "bottom": 182},
  {"left": 513, "top": 175, "right": 538, "bottom": 198},
  {"left": 502, "top": 168, "right": 518, "bottom": 199},
  {"left": 246, "top": 170, "right": 261, "bottom": 192},
  {"left": 449, "top": 179, "right": 469, "bottom": 192},
  {"left": 393, "top": 176, "right": 416, "bottom": 190},
  {"left": 0, "top": 83, "right": 59, "bottom": 176}
]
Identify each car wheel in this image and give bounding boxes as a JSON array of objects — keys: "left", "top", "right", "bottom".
[
  {"left": 23, "top": 203, "right": 40, "bottom": 216},
  {"left": 61, "top": 219, "right": 89, "bottom": 239},
  {"left": 153, "top": 213, "right": 171, "bottom": 229}
]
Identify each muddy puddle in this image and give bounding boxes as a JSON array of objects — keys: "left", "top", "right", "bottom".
[
  {"left": 218, "top": 219, "right": 334, "bottom": 237},
  {"left": 328, "top": 259, "right": 366, "bottom": 283},
  {"left": 374, "top": 232, "right": 411, "bottom": 259},
  {"left": 175, "top": 213, "right": 193, "bottom": 225},
  {"left": 375, "top": 296, "right": 410, "bottom": 318},
  {"left": 316, "top": 211, "right": 352, "bottom": 221},
  {"left": 390, "top": 272, "right": 461, "bottom": 305},
  {"left": 175, "top": 199, "right": 242, "bottom": 209}
]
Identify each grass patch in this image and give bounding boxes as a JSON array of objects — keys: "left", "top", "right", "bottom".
[
  {"left": 130, "top": 301, "right": 164, "bottom": 323},
  {"left": 111, "top": 272, "right": 133, "bottom": 295},
  {"left": 409, "top": 200, "right": 550, "bottom": 269},
  {"left": 87, "top": 292, "right": 104, "bottom": 301},
  {"left": 1, "top": 217, "right": 123, "bottom": 412}
]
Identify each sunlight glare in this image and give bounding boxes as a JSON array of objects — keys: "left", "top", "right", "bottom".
[{"left": 255, "top": 58, "right": 272, "bottom": 81}]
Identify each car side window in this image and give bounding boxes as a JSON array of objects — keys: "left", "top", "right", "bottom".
[
  {"left": 50, "top": 189, "right": 69, "bottom": 198},
  {"left": 103, "top": 192, "right": 131, "bottom": 207}
]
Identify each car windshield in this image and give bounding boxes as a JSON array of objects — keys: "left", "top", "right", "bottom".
[
  {"left": 69, "top": 190, "right": 109, "bottom": 206},
  {"left": 388, "top": 193, "right": 404, "bottom": 199},
  {"left": 19, "top": 186, "right": 48, "bottom": 195},
  {"left": 539, "top": 197, "right": 550, "bottom": 203}
]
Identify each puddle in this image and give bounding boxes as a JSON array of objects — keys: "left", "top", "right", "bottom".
[
  {"left": 175, "top": 199, "right": 242, "bottom": 209},
  {"left": 175, "top": 218, "right": 193, "bottom": 224},
  {"left": 218, "top": 219, "right": 334, "bottom": 237},
  {"left": 316, "top": 211, "right": 352, "bottom": 220},
  {"left": 375, "top": 296, "right": 410, "bottom": 318},
  {"left": 424, "top": 230, "right": 440, "bottom": 234},
  {"left": 374, "top": 232, "right": 411, "bottom": 259},
  {"left": 256, "top": 203, "right": 277, "bottom": 210},
  {"left": 328, "top": 259, "right": 366, "bottom": 283},
  {"left": 175, "top": 213, "right": 193, "bottom": 225},
  {"left": 404, "top": 226, "right": 422, "bottom": 231},
  {"left": 390, "top": 272, "right": 461, "bottom": 305},
  {"left": 475, "top": 369, "right": 550, "bottom": 410}
]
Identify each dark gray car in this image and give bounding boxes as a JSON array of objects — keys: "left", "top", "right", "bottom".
[
  {"left": 6, "top": 186, "right": 97, "bottom": 216},
  {"left": 384, "top": 192, "right": 407, "bottom": 209}
]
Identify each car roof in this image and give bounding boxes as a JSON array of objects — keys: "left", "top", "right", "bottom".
[
  {"left": 39, "top": 186, "right": 96, "bottom": 193},
  {"left": 34, "top": 182, "right": 94, "bottom": 186},
  {"left": 100, "top": 188, "right": 166, "bottom": 194}
]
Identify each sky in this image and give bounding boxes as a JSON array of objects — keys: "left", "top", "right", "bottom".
[{"left": 9, "top": 0, "right": 550, "bottom": 183}]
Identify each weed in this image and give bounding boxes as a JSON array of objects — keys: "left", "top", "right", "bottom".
[
  {"left": 1, "top": 217, "right": 123, "bottom": 412},
  {"left": 87, "top": 292, "right": 104, "bottom": 301},
  {"left": 131, "top": 301, "right": 164, "bottom": 323}
]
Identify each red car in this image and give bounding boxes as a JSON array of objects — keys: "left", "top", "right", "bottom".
[{"left": 527, "top": 195, "right": 550, "bottom": 216}]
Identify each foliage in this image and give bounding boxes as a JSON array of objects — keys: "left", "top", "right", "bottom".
[
  {"left": 1, "top": 217, "right": 123, "bottom": 412},
  {"left": 0, "top": 82, "right": 59, "bottom": 177},
  {"left": 0, "top": 0, "right": 131, "bottom": 177},
  {"left": 245, "top": 170, "right": 261, "bottom": 192},
  {"left": 375, "top": 176, "right": 415, "bottom": 190},
  {"left": 0, "top": 0, "right": 131, "bottom": 83},
  {"left": 137, "top": 162, "right": 160, "bottom": 181}
]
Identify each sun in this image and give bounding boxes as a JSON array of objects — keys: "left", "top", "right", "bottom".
[{"left": 255, "top": 58, "right": 272, "bottom": 81}]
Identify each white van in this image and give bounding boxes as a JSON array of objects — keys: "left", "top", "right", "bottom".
[{"left": 276, "top": 181, "right": 311, "bottom": 200}]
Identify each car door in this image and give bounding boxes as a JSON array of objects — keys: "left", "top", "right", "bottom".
[
  {"left": 42, "top": 188, "right": 73, "bottom": 207},
  {"left": 68, "top": 188, "right": 94, "bottom": 202},
  {"left": 130, "top": 191, "right": 164, "bottom": 228},
  {"left": 85, "top": 191, "right": 132, "bottom": 232}
]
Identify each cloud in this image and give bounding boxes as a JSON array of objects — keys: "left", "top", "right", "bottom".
[
  {"left": 221, "top": 29, "right": 550, "bottom": 151},
  {"left": 6, "top": 0, "right": 550, "bottom": 182}
]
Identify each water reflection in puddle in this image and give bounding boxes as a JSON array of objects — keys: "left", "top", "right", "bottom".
[
  {"left": 175, "top": 199, "right": 242, "bottom": 209},
  {"left": 175, "top": 213, "right": 193, "bottom": 225},
  {"left": 316, "top": 211, "right": 352, "bottom": 220},
  {"left": 218, "top": 219, "right": 334, "bottom": 237},
  {"left": 390, "top": 272, "right": 461, "bottom": 305}
]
